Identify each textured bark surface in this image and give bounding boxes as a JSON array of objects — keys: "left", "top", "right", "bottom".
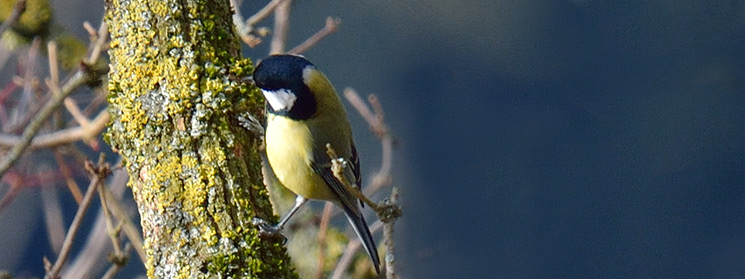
[{"left": 105, "top": 0, "right": 297, "bottom": 277}]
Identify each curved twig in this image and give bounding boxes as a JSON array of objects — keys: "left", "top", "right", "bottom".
[{"left": 287, "top": 17, "right": 341, "bottom": 55}]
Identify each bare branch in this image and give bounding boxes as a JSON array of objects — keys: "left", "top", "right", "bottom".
[
  {"left": 16, "top": 37, "right": 41, "bottom": 129},
  {"left": 99, "top": 178, "right": 146, "bottom": 263},
  {"left": 269, "top": 0, "right": 292, "bottom": 54},
  {"left": 62, "top": 97, "right": 90, "bottom": 127},
  {"left": 231, "top": 0, "right": 274, "bottom": 47},
  {"left": 53, "top": 150, "right": 83, "bottom": 204},
  {"left": 84, "top": 21, "right": 108, "bottom": 65},
  {"left": 96, "top": 174, "right": 123, "bottom": 258},
  {"left": 344, "top": 88, "right": 395, "bottom": 193},
  {"left": 45, "top": 156, "right": 111, "bottom": 279},
  {"left": 60, "top": 165, "right": 145, "bottom": 278},
  {"left": 0, "top": 21, "right": 109, "bottom": 179},
  {"left": 47, "top": 41, "right": 60, "bottom": 92},
  {"left": 383, "top": 187, "right": 400, "bottom": 279},
  {"left": 287, "top": 17, "right": 341, "bottom": 55},
  {"left": 83, "top": 21, "right": 97, "bottom": 37},
  {"left": 100, "top": 243, "right": 131, "bottom": 279},
  {"left": 0, "top": 172, "right": 23, "bottom": 213},
  {"left": 314, "top": 202, "right": 334, "bottom": 279},
  {"left": 343, "top": 89, "right": 402, "bottom": 278},
  {"left": 247, "top": 0, "right": 287, "bottom": 27},
  {"left": 0, "top": 109, "right": 110, "bottom": 149},
  {"left": 326, "top": 143, "right": 380, "bottom": 212}
]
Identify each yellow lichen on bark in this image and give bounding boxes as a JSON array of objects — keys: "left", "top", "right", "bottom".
[{"left": 105, "top": 0, "right": 296, "bottom": 278}]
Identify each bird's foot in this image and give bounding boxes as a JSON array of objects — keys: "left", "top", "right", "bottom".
[
  {"left": 237, "top": 113, "right": 264, "bottom": 137},
  {"left": 252, "top": 217, "right": 286, "bottom": 243}
]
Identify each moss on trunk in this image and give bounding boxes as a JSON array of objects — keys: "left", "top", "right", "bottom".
[{"left": 105, "top": 0, "right": 297, "bottom": 277}]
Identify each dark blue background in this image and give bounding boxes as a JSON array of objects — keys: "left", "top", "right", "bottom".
[
  {"left": 256, "top": 1, "right": 745, "bottom": 278},
  {"left": 6, "top": 1, "right": 744, "bottom": 278}
]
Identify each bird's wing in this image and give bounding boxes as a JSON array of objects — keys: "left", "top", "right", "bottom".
[
  {"left": 311, "top": 141, "right": 361, "bottom": 215},
  {"left": 310, "top": 141, "right": 381, "bottom": 273},
  {"left": 349, "top": 141, "right": 365, "bottom": 207}
]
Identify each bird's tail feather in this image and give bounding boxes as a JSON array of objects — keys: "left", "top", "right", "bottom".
[{"left": 342, "top": 207, "right": 381, "bottom": 274}]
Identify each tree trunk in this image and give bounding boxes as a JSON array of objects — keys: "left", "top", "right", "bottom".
[{"left": 104, "top": 0, "right": 297, "bottom": 277}]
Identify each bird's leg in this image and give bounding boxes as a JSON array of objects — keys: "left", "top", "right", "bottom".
[
  {"left": 276, "top": 196, "right": 308, "bottom": 229},
  {"left": 253, "top": 196, "right": 308, "bottom": 235}
]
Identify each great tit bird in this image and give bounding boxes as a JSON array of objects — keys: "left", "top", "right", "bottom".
[{"left": 252, "top": 54, "right": 381, "bottom": 274}]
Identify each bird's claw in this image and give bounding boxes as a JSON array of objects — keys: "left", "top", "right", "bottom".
[
  {"left": 252, "top": 217, "right": 280, "bottom": 234},
  {"left": 237, "top": 113, "right": 264, "bottom": 137},
  {"left": 252, "top": 217, "right": 287, "bottom": 243}
]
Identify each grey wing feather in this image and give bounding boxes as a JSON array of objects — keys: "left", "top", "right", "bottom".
[
  {"left": 311, "top": 160, "right": 360, "bottom": 216},
  {"left": 349, "top": 141, "right": 362, "bottom": 189},
  {"left": 311, "top": 139, "right": 361, "bottom": 213}
]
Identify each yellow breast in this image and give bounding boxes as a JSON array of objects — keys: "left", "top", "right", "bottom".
[{"left": 265, "top": 114, "right": 337, "bottom": 201}]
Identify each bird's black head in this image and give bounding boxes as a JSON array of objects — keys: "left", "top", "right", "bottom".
[{"left": 253, "top": 54, "right": 318, "bottom": 120}]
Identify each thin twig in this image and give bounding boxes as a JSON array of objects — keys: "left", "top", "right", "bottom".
[
  {"left": 60, "top": 164, "right": 144, "bottom": 278},
  {"left": 45, "top": 157, "right": 110, "bottom": 279},
  {"left": 0, "top": 0, "right": 27, "bottom": 38},
  {"left": 327, "top": 140, "right": 401, "bottom": 278},
  {"left": 96, "top": 175, "right": 123, "bottom": 257},
  {"left": 100, "top": 180, "right": 147, "bottom": 263},
  {"left": 383, "top": 188, "right": 399, "bottom": 279},
  {"left": 344, "top": 89, "right": 390, "bottom": 138},
  {"left": 315, "top": 202, "right": 334, "bottom": 279},
  {"left": 231, "top": 0, "right": 270, "bottom": 47},
  {"left": 0, "top": 21, "right": 109, "bottom": 179},
  {"left": 1, "top": 168, "right": 69, "bottom": 216},
  {"left": 287, "top": 17, "right": 340, "bottom": 55},
  {"left": 246, "top": 0, "right": 287, "bottom": 27},
  {"left": 62, "top": 97, "right": 91, "bottom": 127},
  {"left": 100, "top": 243, "right": 132, "bottom": 279},
  {"left": 344, "top": 89, "right": 395, "bottom": 194},
  {"left": 344, "top": 89, "right": 377, "bottom": 130},
  {"left": 269, "top": 0, "right": 291, "bottom": 54},
  {"left": 330, "top": 221, "right": 383, "bottom": 279},
  {"left": 0, "top": 171, "right": 23, "bottom": 213},
  {"left": 229, "top": 0, "right": 251, "bottom": 45},
  {"left": 0, "top": 81, "right": 20, "bottom": 125},
  {"left": 342, "top": 89, "right": 402, "bottom": 278},
  {"left": 0, "top": 109, "right": 110, "bottom": 149},
  {"left": 53, "top": 149, "right": 83, "bottom": 204},
  {"left": 4, "top": 76, "right": 42, "bottom": 134},
  {"left": 47, "top": 41, "right": 60, "bottom": 93},
  {"left": 83, "top": 21, "right": 97, "bottom": 37},
  {"left": 84, "top": 21, "right": 108, "bottom": 65},
  {"left": 326, "top": 144, "right": 380, "bottom": 212}
]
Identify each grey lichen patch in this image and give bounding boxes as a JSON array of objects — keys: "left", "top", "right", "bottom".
[{"left": 105, "top": 0, "right": 296, "bottom": 278}]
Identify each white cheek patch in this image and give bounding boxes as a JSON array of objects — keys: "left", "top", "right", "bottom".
[{"left": 262, "top": 89, "right": 297, "bottom": 111}]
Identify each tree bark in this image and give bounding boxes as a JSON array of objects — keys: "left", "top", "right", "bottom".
[{"left": 105, "top": 0, "right": 297, "bottom": 278}]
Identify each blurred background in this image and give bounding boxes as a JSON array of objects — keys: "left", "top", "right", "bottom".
[{"left": 2, "top": 0, "right": 745, "bottom": 278}]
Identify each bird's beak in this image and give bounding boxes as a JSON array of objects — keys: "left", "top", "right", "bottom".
[{"left": 242, "top": 75, "right": 255, "bottom": 85}]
